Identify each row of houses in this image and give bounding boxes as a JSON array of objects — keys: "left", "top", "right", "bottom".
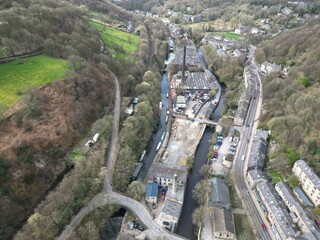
[
  {"left": 203, "top": 35, "right": 246, "bottom": 59},
  {"left": 234, "top": 66, "right": 256, "bottom": 126},
  {"left": 234, "top": 26, "right": 265, "bottom": 35},
  {"left": 247, "top": 130, "right": 268, "bottom": 171},
  {"left": 292, "top": 160, "right": 320, "bottom": 207},
  {"left": 247, "top": 159, "right": 320, "bottom": 240}
]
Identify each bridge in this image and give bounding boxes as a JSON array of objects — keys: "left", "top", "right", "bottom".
[{"left": 201, "top": 119, "right": 218, "bottom": 126}]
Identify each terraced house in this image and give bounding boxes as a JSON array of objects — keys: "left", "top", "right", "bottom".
[{"left": 292, "top": 160, "right": 320, "bottom": 206}]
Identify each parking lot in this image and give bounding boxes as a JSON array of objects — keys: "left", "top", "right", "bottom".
[{"left": 210, "top": 131, "right": 240, "bottom": 176}]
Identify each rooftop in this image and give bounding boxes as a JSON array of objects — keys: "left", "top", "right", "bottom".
[
  {"left": 166, "top": 185, "right": 185, "bottom": 203},
  {"left": 172, "top": 45, "right": 202, "bottom": 66},
  {"left": 213, "top": 208, "right": 236, "bottom": 235},
  {"left": 275, "top": 182, "right": 320, "bottom": 239},
  {"left": 293, "top": 186, "right": 314, "bottom": 208},
  {"left": 247, "top": 169, "right": 268, "bottom": 182},
  {"left": 257, "top": 182, "right": 297, "bottom": 239},
  {"left": 254, "top": 130, "right": 269, "bottom": 141},
  {"left": 148, "top": 162, "right": 188, "bottom": 183},
  {"left": 161, "top": 199, "right": 183, "bottom": 218},
  {"left": 294, "top": 160, "right": 320, "bottom": 189},
  {"left": 209, "top": 178, "right": 231, "bottom": 210},
  {"left": 176, "top": 95, "right": 186, "bottom": 104},
  {"left": 183, "top": 71, "right": 217, "bottom": 90},
  {"left": 145, "top": 182, "right": 158, "bottom": 197}
]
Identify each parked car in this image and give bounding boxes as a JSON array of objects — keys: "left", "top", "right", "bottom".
[
  {"left": 213, "top": 153, "right": 218, "bottom": 158},
  {"left": 262, "top": 223, "right": 267, "bottom": 231},
  {"left": 138, "top": 226, "right": 144, "bottom": 231},
  {"left": 161, "top": 192, "right": 166, "bottom": 200},
  {"left": 163, "top": 221, "right": 170, "bottom": 226}
]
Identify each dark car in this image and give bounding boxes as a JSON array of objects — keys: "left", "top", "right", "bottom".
[
  {"left": 163, "top": 221, "right": 170, "bottom": 226},
  {"left": 132, "top": 221, "right": 139, "bottom": 229},
  {"left": 262, "top": 223, "right": 267, "bottom": 231},
  {"left": 138, "top": 226, "right": 144, "bottom": 231}
]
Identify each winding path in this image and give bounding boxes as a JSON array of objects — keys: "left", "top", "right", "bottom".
[{"left": 57, "top": 67, "right": 186, "bottom": 240}]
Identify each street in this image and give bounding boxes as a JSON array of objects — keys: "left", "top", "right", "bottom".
[{"left": 231, "top": 48, "right": 274, "bottom": 240}]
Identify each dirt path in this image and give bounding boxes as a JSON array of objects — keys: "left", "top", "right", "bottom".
[{"left": 146, "top": 24, "right": 154, "bottom": 69}]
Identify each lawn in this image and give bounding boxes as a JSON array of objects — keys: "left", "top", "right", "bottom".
[
  {"left": 268, "top": 171, "right": 283, "bottom": 183},
  {"left": 90, "top": 21, "right": 140, "bottom": 60},
  {"left": 0, "top": 55, "right": 68, "bottom": 109},
  {"left": 222, "top": 32, "right": 241, "bottom": 40}
]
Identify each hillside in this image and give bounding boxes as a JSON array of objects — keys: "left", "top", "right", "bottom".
[
  {"left": 255, "top": 18, "right": 320, "bottom": 173},
  {"left": 0, "top": 1, "right": 117, "bottom": 238}
]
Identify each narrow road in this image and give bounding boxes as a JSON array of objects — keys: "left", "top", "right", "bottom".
[
  {"left": 231, "top": 47, "right": 273, "bottom": 240},
  {"left": 57, "top": 68, "right": 187, "bottom": 240},
  {"left": 145, "top": 24, "right": 154, "bottom": 69}
]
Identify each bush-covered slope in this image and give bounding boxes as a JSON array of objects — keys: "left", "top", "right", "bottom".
[
  {"left": 256, "top": 18, "right": 320, "bottom": 172},
  {"left": 0, "top": 1, "right": 117, "bottom": 238}
]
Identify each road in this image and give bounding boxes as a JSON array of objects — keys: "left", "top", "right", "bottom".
[
  {"left": 57, "top": 68, "right": 187, "bottom": 240},
  {"left": 231, "top": 48, "right": 274, "bottom": 240}
]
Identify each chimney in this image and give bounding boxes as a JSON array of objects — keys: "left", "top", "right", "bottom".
[
  {"left": 173, "top": 174, "right": 177, "bottom": 193},
  {"left": 182, "top": 45, "right": 186, "bottom": 83}
]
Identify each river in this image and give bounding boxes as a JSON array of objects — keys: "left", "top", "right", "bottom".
[
  {"left": 175, "top": 47, "right": 226, "bottom": 239},
  {"left": 136, "top": 45, "right": 226, "bottom": 239}
]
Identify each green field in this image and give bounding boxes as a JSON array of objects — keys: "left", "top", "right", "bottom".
[
  {"left": 0, "top": 55, "right": 68, "bottom": 109},
  {"left": 268, "top": 171, "right": 283, "bottom": 183},
  {"left": 90, "top": 21, "right": 139, "bottom": 59},
  {"left": 221, "top": 32, "right": 241, "bottom": 40}
]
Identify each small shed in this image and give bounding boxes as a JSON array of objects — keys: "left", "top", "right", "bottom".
[
  {"left": 176, "top": 96, "right": 186, "bottom": 109},
  {"left": 145, "top": 182, "right": 158, "bottom": 204}
]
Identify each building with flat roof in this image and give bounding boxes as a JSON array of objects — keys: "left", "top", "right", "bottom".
[
  {"left": 256, "top": 182, "right": 299, "bottom": 240},
  {"left": 148, "top": 162, "right": 188, "bottom": 187},
  {"left": 209, "top": 178, "right": 232, "bottom": 210},
  {"left": 172, "top": 44, "right": 202, "bottom": 67},
  {"left": 213, "top": 208, "right": 236, "bottom": 239},
  {"left": 275, "top": 181, "right": 320, "bottom": 239},
  {"left": 159, "top": 199, "right": 182, "bottom": 224},
  {"left": 176, "top": 95, "right": 187, "bottom": 109},
  {"left": 292, "top": 159, "right": 320, "bottom": 206},
  {"left": 247, "top": 169, "right": 268, "bottom": 189},
  {"left": 145, "top": 182, "right": 158, "bottom": 204}
]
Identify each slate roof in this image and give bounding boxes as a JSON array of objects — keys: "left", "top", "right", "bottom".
[
  {"left": 293, "top": 186, "right": 314, "bottom": 208},
  {"left": 145, "top": 182, "right": 158, "bottom": 197},
  {"left": 209, "top": 178, "right": 231, "bottom": 210},
  {"left": 213, "top": 208, "right": 236, "bottom": 235},
  {"left": 294, "top": 160, "right": 320, "bottom": 189}
]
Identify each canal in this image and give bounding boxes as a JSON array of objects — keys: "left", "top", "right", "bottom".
[
  {"left": 137, "top": 72, "right": 170, "bottom": 181},
  {"left": 138, "top": 45, "right": 226, "bottom": 239}
]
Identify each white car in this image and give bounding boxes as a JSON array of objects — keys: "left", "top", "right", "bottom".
[{"left": 241, "top": 155, "right": 245, "bottom": 161}]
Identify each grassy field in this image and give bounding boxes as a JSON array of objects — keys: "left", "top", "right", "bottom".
[
  {"left": 268, "top": 171, "right": 283, "bottom": 183},
  {"left": 90, "top": 21, "right": 139, "bottom": 60},
  {"left": 221, "top": 32, "right": 241, "bottom": 40},
  {"left": 0, "top": 55, "right": 68, "bottom": 109}
]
